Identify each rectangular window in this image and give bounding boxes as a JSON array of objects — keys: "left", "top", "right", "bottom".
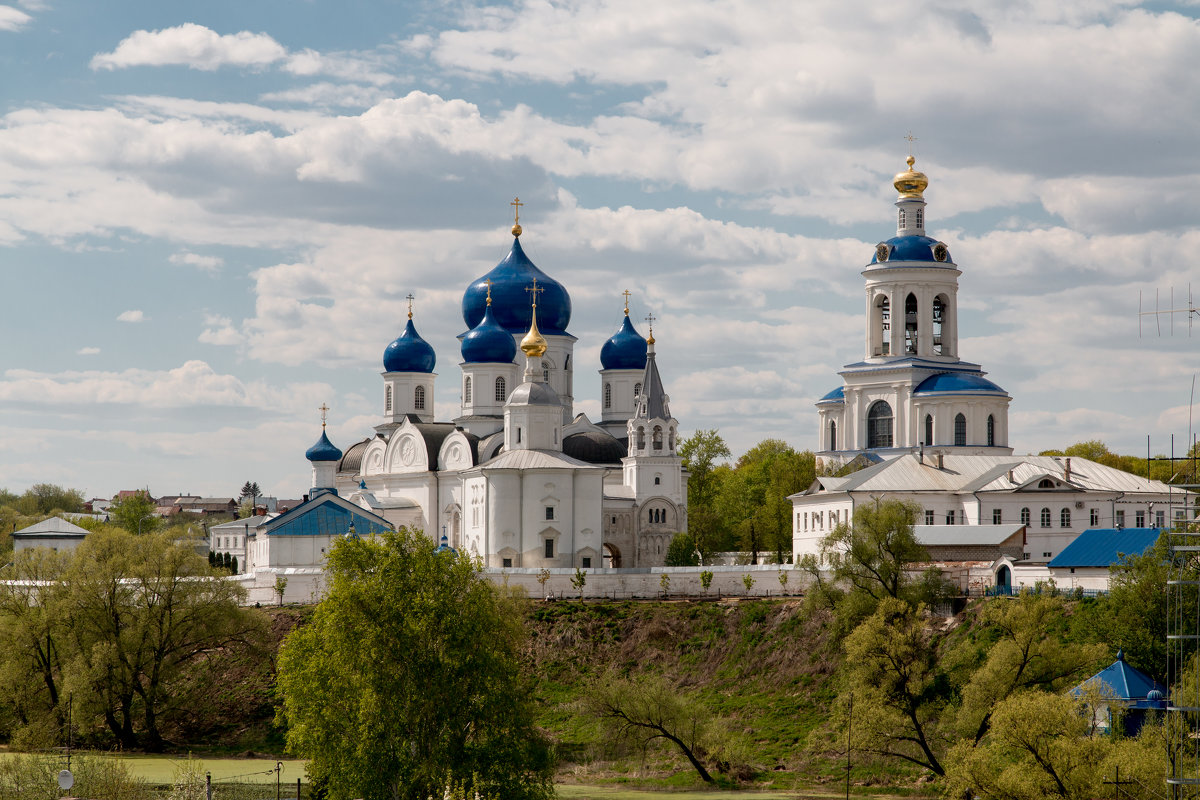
[
  {"left": 502, "top": 558, "right": 512, "bottom": 568},
  {"left": 1116, "top": 510, "right": 1125, "bottom": 528},
  {"left": 1023, "top": 552, "right": 1030, "bottom": 560},
  {"left": 582, "top": 557, "right": 591, "bottom": 569},
  {"left": 1090, "top": 508, "right": 1099, "bottom": 526},
  {"left": 1156, "top": 510, "right": 1165, "bottom": 528},
  {"left": 925, "top": 510, "right": 934, "bottom": 525},
  {"left": 945, "top": 510, "right": 956, "bottom": 525},
  {"left": 992, "top": 508, "right": 1002, "bottom": 524},
  {"left": 1135, "top": 511, "right": 1146, "bottom": 527},
  {"left": 545, "top": 506, "right": 555, "bottom": 521},
  {"left": 544, "top": 538, "right": 554, "bottom": 559},
  {"left": 1042, "top": 552, "right": 1052, "bottom": 559}
]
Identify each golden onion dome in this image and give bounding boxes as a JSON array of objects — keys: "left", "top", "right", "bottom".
[
  {"left": 893, "top": 155, "right": 928, "bottom": 199},
  {"left": 520, "top": 306, "right": 547, "bottom": 357}
]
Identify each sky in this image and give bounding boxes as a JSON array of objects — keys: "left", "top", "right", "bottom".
[{"left": 1, "top": 0, "right": 1199, "bottom": 501}]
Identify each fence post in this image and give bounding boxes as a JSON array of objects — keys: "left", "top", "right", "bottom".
[
  {"left": 206, "top": 772, "right": 212, "bottom": 800},
  {"left": 297, "top": 777, "right": 302, "bottom": 799}
]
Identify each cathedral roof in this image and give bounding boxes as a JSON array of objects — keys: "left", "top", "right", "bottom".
[
  {"left": 600, "top": 313, "right": 648, "bottom": 370},
  {"left": 563, "top": 430, "right": 627, "bottom": 464},
  {"left": 383, "top": 319, "right": 436, "bottom": 374},
  {"left": 817, "top": 386, "right": 845, "bottom": 404},
  {"left": 305, "top": 429, "right": 343, "bottom": 462},
  {"left": 634, "top": 344, "right": 670, "bottom": 421},
  {"left": 914, "top": 372, "right": 1007, "bottom": 395},
  {"left": 338, "top": 438, "right": 373, "bottom": 473},
  {"left": 870, "top": 235, "right": 954, "bottom": 266},
  {"left": 507, "top": 381, "right": 560, "bottom": 407},
  {"left": 462, "top": 236, "right": 572, "bottom": 336},
  {"left": 460, "top": 304, "right": 517, "bottom": 364}
]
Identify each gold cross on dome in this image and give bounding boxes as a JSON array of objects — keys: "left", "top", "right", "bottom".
[
  {"left": 622, "top": 289, "right": 632, "bottom": 315},
  {"left": 511, "top": 197, "right": 523, "bottom": 226},
  {"left": 405, "top": 293, "right": 415, "bottom": 319},
  {"left": 644, "top": 312, "right": 656, "bottom": 333},
  {"left": 525, "top": 277, "right": 543, "bottom": 308},
  {"left": 319, "top": 403, "right": 330, "bottom": 428},
  {"left": 484, "top": 278, "right": 493, "bottom": 306}
]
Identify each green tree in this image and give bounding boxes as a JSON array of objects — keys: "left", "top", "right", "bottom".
[
  {"left": 108, "top": 491, "right": 160, "bottom": 534},
  {"left": 718, "top": 440, "right": 814, "bottom": 562},
  {"left": 24, "top": 484, "right": 85, "bottom": 515},
  {"left": 699, "top": 570, "right": 713, "bottom": 594},
  {"left": 679, "top": 430, "right": 732, "bottom": 556},
  {"left": 664, "top": 532, "right": 699, "bottom": 566},
  {"left": 276, "top": 528, "right": 553, "bottom": 800},
  {"left": 571, "top": 566, "right": 587, "bottom": 600},
  {"left": 274, "top": 574, "right": 288, "bottom": 606}
]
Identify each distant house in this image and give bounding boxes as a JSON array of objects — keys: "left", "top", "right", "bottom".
[
  {"left": 174, "top": 497, "right": 237, "bottom": 517},
  {"left": 12, "top": 517, "right": 90, "bottom": 553},
  {"left": 1071, "top": 650, "right": 1166, "bottom": 735},
  {"left": 1045, "top": 528, "right": 1162, "bottom": 591},
  {"left": 209, "top": 513, "right": 277, "bottom": 572}
]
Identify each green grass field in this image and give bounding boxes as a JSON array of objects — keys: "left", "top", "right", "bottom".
[{"left": 0, "top": 753, "right": 308, "bottom": 785}]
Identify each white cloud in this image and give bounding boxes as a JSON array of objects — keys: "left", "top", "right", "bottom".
[
  {"left": 169, "top": 251, "right": 224, "bottom": 272},
  {"left": 260, "top": 82, "right": 394, "bottom": 108},
  {"left": 198, "top": 314, "right": 241, "bottom": 347},
  {"left": 77, "top": 347, "right": 100, "bottom": 356},
  {"left": 0, "top": 5, "right": 31, "bottom": 31},
  {"left": 91, "top": 23, "right": 287, "bottom": 71},
  {"left": 116, "top": 310, "right": 146, "bottom": 323}
]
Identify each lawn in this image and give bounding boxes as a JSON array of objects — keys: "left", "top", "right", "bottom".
[{"left": 0, "top": 753, "right": 309, "bottom": 785}]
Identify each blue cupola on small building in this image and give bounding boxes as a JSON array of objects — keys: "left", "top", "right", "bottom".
[
  {"left": 383, "top": 318, "right": 436, "bottom": 374},
  {"left": 461, "top": 302, "right": 518, "bottom": 364},
  {"left": 305, "top": 429, "right": 343, "bottom": 462},
  {"left": 600, "top": 313, "right": 648, "bottom": 371},
  {"left": 306, "top": 415, "right": 343, "bottom": 496}
]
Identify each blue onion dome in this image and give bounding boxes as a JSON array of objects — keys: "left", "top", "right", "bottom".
[
  {"left": 306, "top": 429, "right": 343, "bottom": 462},
  {"left": 460, "top": 303, "right": 518, "bottom": 363},
  {"left": 383, "top": 318, "right": 436, "bottom": 373},
  {"left": 914, "top": 373, "right": 1007, "bottom": 395},
  {"left": 871, "top": 235, "right": 953, "bottom": 265},
  {"left": 600, "top": 314, "right": 648, "bottom": 370},
  {"left": 462, "top": 237, "right": 571, "bottom": 335}
]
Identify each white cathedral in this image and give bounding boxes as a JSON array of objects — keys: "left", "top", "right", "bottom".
[{"left": 304, "top": 213, "right": 687, "bottom": 569}]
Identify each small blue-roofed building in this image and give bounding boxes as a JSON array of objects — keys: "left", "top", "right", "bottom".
[
  {"left": 1071, "top": 650, "right": 1167, "bottom": 735},
  {"left": 1046, "top": 527, "right": 1163, "bottom": 591}
]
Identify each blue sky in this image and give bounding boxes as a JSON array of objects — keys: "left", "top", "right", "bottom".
[{"left": 2, "top": 0, "right": 1199, "bottom": 500}]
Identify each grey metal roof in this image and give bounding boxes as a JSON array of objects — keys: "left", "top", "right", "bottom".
[
  {"left": 480, "top": 449, "right": 598, "bottom": 470},
  {"left": 14, "top": 517, "right": 89, "bottom": 536},
  {"left": 634, "top": 347, "right": 670, "bottom": 421},
  {"left": 338, "top": 438, "right": 373, "bottom": 473},
  {"left": 914, "top": 523, "right": 1025, "bottom": 546},
  {"left": 507, "top": 381, "right": 560, "bottom": 406},
  {"left": 563, "top": 430, "right": 626, "bottom": 464},
  {"left": 210, "top": 514, "right": 277, "bottom": 532}
]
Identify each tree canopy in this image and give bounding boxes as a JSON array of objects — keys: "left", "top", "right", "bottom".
[{"left": 276, "top": 528, "right": 554, "bottom": 800}]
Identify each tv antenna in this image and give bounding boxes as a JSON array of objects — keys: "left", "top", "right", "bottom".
[{"left": 1139, "top": 283, "right": 1197, "bottom": 337}]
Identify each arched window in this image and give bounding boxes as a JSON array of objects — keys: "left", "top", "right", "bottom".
[
  {"left": 648, "top": 509, "right": 654, "bottom": 524},
  {"left": 932, "top": 295, "right": 945, "bottom": 355},
  {"left": 494, "top": 376, "right": 506, "bottom": 402},
  {"left": 1061, "top": 508, "right": 1071, "bottom": 528},
  {"left": 634, "top": 382, "right": 642, "bottom": 398},
  {"left": 898, "top": 209, "right": 906, "bottom": 229},
  {"left": 654, "top": 476, "right": 661, "bottom": 485},
  {"left": 542, "top": 360, "right": 551, "bottom": 383},
  {"left": 604, "top": 383, "right": 612, "bottom": 409},
  {"left": 829, "top": 420, "right": 837, "bottom": 451},
  {"left": 385, "top": 386, "right": 392, "bottom": 413},
  {"left": 954, "top": 413, "right": 966, "bottom": 447},
  {"left": 867, "top": 401, "right": 893, "bottom": 449},
  {"left": 669, "top": 428, "right": 675, "bottom": 449},
  {"left": 1021, "top": 507, "right": 1030, "bottom": 525},
  {"left": 987, "top": 415, "right": 995, "bottom": 447},
  {"left": 1040, "top": 507, "right": 1051, "bottom": 528},
  {"left": 924, "top": 414, "right": 933, "bottom": 447},
  {"left": 652, "top": 425, "right": 663, "bottom": 451},
  {"left": 904, "top": 293, "right": 918, "bottom": 354},
  {"left": 876, "top": 296, "right": 891, "bottom": 356},
  {"left": 915, "top": 208, "right": 924, "bottom": 229},
  {"left": 463, "top": 377, "right": 471, "bottom": 405},
  {"left": 637, "top": 427, "right": 645, "bottom": 449},
  {"left": 415, "top": 385, "right": 426, "bottom": 411}
]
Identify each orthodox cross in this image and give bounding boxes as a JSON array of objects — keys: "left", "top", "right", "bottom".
[
  {"left": 405, "top": 293, "right": 415, "bottom": 319},
  {"left": 319, "top": 403, "right": 330, "bottom": 429},
  {"left": 511, "top": 197, "right": 523, "bottom": 227},
  {"left": 484, "top": 278, "right": 493, "bottom": 305},
  {"left": 904, "top": 131, "right": 918, "bottom": 156},
  {"left": 644, "top": 311, "right": 656, "bottom": 336},
  {"left": 622, "top": 289, "right": 632, "bottom": 315},
  {"left": 526, "top": 278, "right": 543, "bottom": 309}
]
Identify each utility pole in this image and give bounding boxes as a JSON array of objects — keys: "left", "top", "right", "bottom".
[{"left": 845, "top": 693, "right": 853, "bottom": 800}]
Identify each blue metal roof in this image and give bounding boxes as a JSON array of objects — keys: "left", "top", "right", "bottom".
[
  {"left": 383, "top": 318, "right": 436, "bottom": 373},
  {"left": 818, "top": 386, "right": 845, "bottom": 403},
  {"left": 460, "top": 304, "right": 517, "bottom": 364},
  {"left": 462, "top": 236, "right": 572, "bottom": 336},
  {"left": 600, "top": 313, "right": 648, "bottom": 370},
  {"left": 266, "top": 494, "right": 392, "bottom": 538},
  {"left": 305, "top": 429, "right": 343, "bottom": 462},
  {"left": 1072, "top": 650, "right": 1166, "bottom": 705},
  {"left": 913, "top": 372, "right": 1007, "bottom": 395},
  {"left": 1048, "top": 528, "right": 1162, "bottom": 568},
  {"left": 870, "top": 235, "right": 954, "bottom": 266}
]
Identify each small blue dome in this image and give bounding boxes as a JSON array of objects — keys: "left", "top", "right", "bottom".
[
  {"left": 383, "top": 319, "right": 436, "bottom": 374},
  {"left": 462, "top": 237, "right": 571, "bottom": 335},
  {"left": 460, "top": 304, "right": 518, "bottom": 364},
  {"left": 872, "top": 235, "right": 953, "bottom": 265},
  {"left": 306, "top": 429, "right": 343, "bottom": 462},
  {"left": 600, "top": 314, "right": 647, "bottom": 370},
  {"left": 914, "top": 373, "right": 1007, "bottom": 395},
  {"left": 818, "top": 386, "right": 845, "bottom": 403}
]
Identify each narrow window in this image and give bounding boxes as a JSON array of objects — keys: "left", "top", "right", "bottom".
[
  {"left": 414, "top": 384, "right": 426, "bottom": 410},
  {"left": 1040, "top": 507, "right": 1051, "bottom": 528},
  {"left": 898, "top": 209, "right": 906, "bottom": 229},
  {"left": 648, "top": 509, "right": 654, "bottom": 524},
  {"left": 1116, "top": 509, "right": 1126, "bottom": 528},
  {"left": 987, "top": 415, "right": 995, "bottom": 447},
  {"left": 582, "top": 557, "right": 591, "bottom": 569},
  {"left": 904, "top": 293, "right": 918, "bottom": 354},
  {"left": 654, "top": 476, "right": 661, "bottom": 485},
  {"left": 637, "top": 427, "right": 645, "bottom": 449},
  {"left": 867, "top": 401, "right": 893, "bottom": 448},
  {"left": 495, "top": 376, "right": 506, "bottom": 402},
  {"left": 634, "top": 382, "right": 642, "bottom": 397},
  {"left": 915, "top": 208, "right": 924, "bottom": 228},
  {"left": 829, "top": 420, "right": 837, "bottom": 451},
  {"left": 924, "top": 414, "right": 933, "bottom": 447},
  {"left": 993, "top": 508, "right": 1002, "bottom": 524},
  {"left": 545, "top": 506, "right": 554, "bottom": 521},
  {"left": 1157, "top": 510, "right": 1166, "bottom": 528},
  {"left": 932, "top": 296, "right": 944, "bottom": 355},
  {"left": 669, "top": 428, "right": 675, "bottom": 449},
  {"left": 1061, "top": 508, "right": 1071, "bottom": 528},
  {"left": 463, "top": 377, "right": 471, "bottom": 405},
  {"left": 1090, "top": 508, "right": 1099, "bottom": 526},
  {"left": 653, "top": 425, "right": 663, "bottom": 451},
  {"left": 877, "top": 296, "right": 891, "bottom": 356},
  {"left": 544, "top": 538, "right": 554, "bottom": 559},
  {"left": 516, "top": 427, "right": 522, "bottom": 444},
  {"left": 1042, "top": 551, "right": 1052, "bottom": 559},
  {"left": 954, "top": 413, "right": 966, "bottom": 447},
  {"left": 1021, "top": 507, "right": 1030, "bottom": 525},
  {"left": 925, "top": 510, "right": 934, "bottom": 525},
  {"left": 385, "top": 386, "right": 392, "bottom": 413},
  {"left": 946, "top": 510, "right": 956, "bottom": 525},
  {"left": 604, "top": 383, "right": 612, "bottom": 409},
  {"left": 1136, "top": 510, "right": 1146, "bottom": 527}
]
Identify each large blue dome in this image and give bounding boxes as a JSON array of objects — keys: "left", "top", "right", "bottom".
[
  {"left": 306, "top": 429, "right": 343, "bottom": 462},
  {"left": 383, "top": 319, "right": 436, "bottom": 373},
  {"left": 817, "top": 386, "right": 845, "bottom": 403},
  {"left": 460, "top": 304, "right": 517, "bottom": 364},
  {"left": 462, "top": 237, "right": 571, "bottom": 335},
  {"left": 871, "top": 235, "right": 953, "bottom": 265},
  {"left": 914, "top": 373, "right": 1007, "bottom": 395},
  {"left": 600, "top": 314, "right": 647, "bottom": 370}
]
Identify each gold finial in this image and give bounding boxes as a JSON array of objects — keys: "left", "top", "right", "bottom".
[
  {"left": 319, "top": 403, "right": 330, "bottom": 429},
  {"left": 622, "top": 289, "right": 631, "bottom": 316},
  {"left": 893, "top": 144, "right": 928, "bottom": 199},
  {"left": 510, "top": 197, "right": 523, "bottom": 237},
  {"left": 644, "top": 312, "right": 656, "bottom": 345},
  {"left": 405, "top": 292, "right": 414, "bottom": 320},
  {"left": 520, "top": 279, "right": 547, "bottom": 357},
  {"left": 484, "top": 278, "right": 493, "bottom": 306}
]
